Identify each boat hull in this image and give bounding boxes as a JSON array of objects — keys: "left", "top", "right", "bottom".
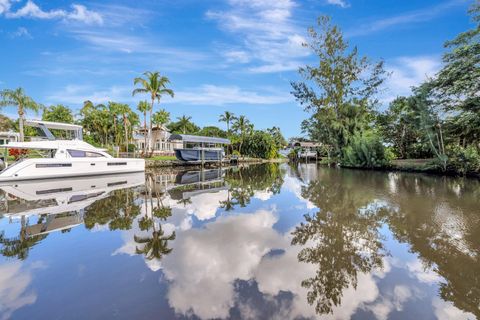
[
  {"left": 0, "top": 158, "right": 145, "bottom": 182},
  {"left": 174, "top": 149, "right": 223, "bottom": 162}
]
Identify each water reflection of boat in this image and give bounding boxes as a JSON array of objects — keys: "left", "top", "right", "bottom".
[
  {"left": 1, "top": 172, "right": 145, "bottom": 217},
  {"left": 168, "top": 169, "right": 227, "bottom": 200}
]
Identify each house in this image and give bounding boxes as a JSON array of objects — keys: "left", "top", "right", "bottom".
[
  {"left": 290, "top": 141, "right": 322, "bottom": 159},
  {"left": 133, "top": 125, "right": 182, "bottom": 155},
  {"left": 0, "top": 131, "right": 19, "bottom": 145}
]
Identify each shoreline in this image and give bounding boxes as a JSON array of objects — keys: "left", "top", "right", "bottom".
[{"left": 145, "top": 157, "right": 288, "bottom": 169}]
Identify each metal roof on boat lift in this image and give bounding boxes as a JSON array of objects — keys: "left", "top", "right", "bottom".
[{"left": 168, "top": 134, "right": 231, "bottom": 145}]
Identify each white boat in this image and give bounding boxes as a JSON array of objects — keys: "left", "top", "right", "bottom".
[{"left": 0, "top": 120, "right": 144, "bottom": 182}]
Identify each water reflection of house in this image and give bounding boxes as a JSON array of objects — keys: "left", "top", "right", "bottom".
[{"left": 133, "top": 126, "right": 182, "bottom": 155}]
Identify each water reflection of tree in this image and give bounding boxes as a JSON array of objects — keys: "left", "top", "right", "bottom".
[
  {"left": 291, "top": 169, "right": 389, "bottom": 315},
  {"left": 383, "top": 173, "right": 480, "bottom": 317},
  {"left": 224, "top": 163, "right": 284, "bottom": 210},
  {"left": 134, "top": 174, "right": 175, "bottom": 261},
  {"left": 83, "top": 188, "right": 141, "bottom": 230},
  {"left": 0, "top": 215, "right": 47, "bottom": 260}
]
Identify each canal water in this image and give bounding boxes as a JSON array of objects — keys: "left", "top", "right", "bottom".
[{"left": 0, "top": 164, "right": 478, "bottom": 319}]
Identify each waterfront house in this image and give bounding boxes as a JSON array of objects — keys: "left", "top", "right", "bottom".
[
  {"left": 0, "top": 131, "right": 19, "bottom": 145},
  {"left": 133, "top": 125, "right": 182, "bottom": 155}
]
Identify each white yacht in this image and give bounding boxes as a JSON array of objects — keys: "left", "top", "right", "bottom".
[{"left": 0, "top": 120, "right": 144, "bottom": 182}]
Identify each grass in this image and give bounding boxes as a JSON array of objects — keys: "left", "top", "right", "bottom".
[{"left": 148, "top": 155, "right": 177, "bottom": 161}]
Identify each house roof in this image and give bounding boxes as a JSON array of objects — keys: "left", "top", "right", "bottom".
[
  {"left": 293, "top": 141, "right": 321, "bottom": 148},
  {"left": 168, "top": 134, "right": 230, "bottom": 145}
]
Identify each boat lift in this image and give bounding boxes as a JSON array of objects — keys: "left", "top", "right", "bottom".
[{"left": 168, "top": 134, "right": 231, "bottom": 166}]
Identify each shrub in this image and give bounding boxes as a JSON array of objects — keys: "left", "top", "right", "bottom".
[
  {"left": 446, "top": 144, "right": 480, "bottom": 175},
  {"left": 341, "top": 132, "right": 392, "bottom": 168},
  {"left": 8, "top": 148, "right": 28, "bottom": 160},
  {"left": 241, "top": 131, "right": 278, "bottom": 159}
]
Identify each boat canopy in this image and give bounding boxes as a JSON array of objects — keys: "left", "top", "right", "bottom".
[
  {"left": 25, "top": 119, "right": 83, "bottom": 140},
  {"left": 169, "top": 134, "right": 230, "bottom": 145}
]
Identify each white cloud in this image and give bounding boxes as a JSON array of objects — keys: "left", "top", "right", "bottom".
[
  {"left": 170, "top": 84, "right": 293, "bottom": 106},
  {"left": 326, "top": 0, "right": 350, "bottom": 8},
  {"left": 0, "top": 262, "right": 37, "bottom": 320},
  {"left": 162, "top": 209, "right": 284, "bottom": 319},
  {"left": 381, "top": 56, "right": 441, "bottom": 104},
  {"left": 405, "top": 259, "right": 443, "bottom": 284},
  {"left": 0, "top": 0, "right": 11, "bottom": 15},
  {"left": 207, "top": 0, "right": 309, "bottom": 73},
  {"left": 45, "top": 84, "right": 133, "bottom": 106},
  {"left": 346, "top": 0, "right": 467, "bottom": 37},
  {"left": 3, "top": 0, "right": 103, "bottom": 25},
  {"left": 9, "top": 26, "right": 31, "bottom": 38},
  {"left": 432, "top": 297, "right": 475, "bottom": 320},
  {"left": 46, "top": 83, "right": 292, "bottom": 107},
  {"left": 222, "top": 49, "right": 251, "bottom": 63}
]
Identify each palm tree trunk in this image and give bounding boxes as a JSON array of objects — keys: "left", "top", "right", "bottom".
[
  {"left": 124, "top": 114, "right": 128, "bottom": 153},
  {"left": 143, "top": 111, "right": 147, "bottom": 155},
  {"left": 149, "top": 98, "right": 154, "bottom": 153},
  {"left": 18, "top": 105, "right": 25, "bottom": 142}
]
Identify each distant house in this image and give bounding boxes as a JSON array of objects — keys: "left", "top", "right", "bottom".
[
  {"left": 133, "top": 125, "right": 182, "bottom": 155},
  {"left": 0, "top": 131, "right": 19, "bottom": 146},
  {"left": 290, "top": 140, "right": 322, "bottom": 159}
]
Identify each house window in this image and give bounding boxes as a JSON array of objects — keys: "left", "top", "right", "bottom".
[{"left": 0, "top": 139, "right": 5, "bottom": 145}]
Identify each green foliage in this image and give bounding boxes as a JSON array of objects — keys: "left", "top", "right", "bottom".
[
  {"left": 197, "top": 126, "right": 227, "bottom": 138},
  {"left": 0, "top": 87, "right": 42, "bottom": 141},
  {"left": 42, "top": 104, "right": 74, "bottom": 123},
  {"left": 152, "top": 109, "right": 170, "bottom": 127},
  {"left": 292, "top": 16, "right": 387, "bottom": 156},
  {"left": 0, "top": 115, "right": 14, "bottom": 131},
  {"left": 241, "top": 130, "right": 278, "bottom": 159},
  {"left": 167, "top": 115, "right": 200, "bottom": 134},
  {"left": 446, "top": 144, "right": 480, "bottom": 175},
  {"left": 267, "top": 126, "right": 287, "bottom": 149},
  {"left": 341, "top": 132, "right": 392, "bottom": 168}
]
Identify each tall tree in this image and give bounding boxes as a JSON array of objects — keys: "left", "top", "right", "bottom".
[
  {"left": 132, "top": 72, "right": 174, "bottom": 151},
  {"left": 137, "top": 100, "right": 151, "bottom": 154},
  {"left": 232, "top": 115, "right": 252, "bottom": 155},
  {"left": 291, "top": 16, "right": 387, "bottom": 157},
  {"left": 0, "top": 88, "right": 41, "bottom": 141},
  {"left": 218, "top": 111, "right": 236, "bottom": 133},
  {"left": 433, "top": 3, "right": 480, "bottom": 146}
]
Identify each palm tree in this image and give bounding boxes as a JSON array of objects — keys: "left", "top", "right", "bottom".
[
  {"left": 232, "top": 115, "right": 252, "bottom": 155},
  {"left": 152, "top": 109, "right": 170, "bottom": 128},
  {"left": 116, "top": 103, "right": 132, "bottom": 152},
  {"left": 219, "top": 111, "right": 236, "bottom": 133},
  {"left": 0, "top": 88, "right": 41, "bottom": 141},
  {"left": 132, "top": 72, "right": 174, "bottom": 152},
  {"left": 177, "top": 115, "right": 192, "bottom": 134},
  {"left": 137, "top": 100, "right": 151, "bottom": 154}
]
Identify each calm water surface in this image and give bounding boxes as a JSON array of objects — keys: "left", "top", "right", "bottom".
[{"left": 0, "top": 164, "right": 478, "bottom": 319}]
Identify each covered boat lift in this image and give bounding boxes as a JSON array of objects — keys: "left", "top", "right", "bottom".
[{"left": 168, "top": 134, "right": 230, "bottom": 165}]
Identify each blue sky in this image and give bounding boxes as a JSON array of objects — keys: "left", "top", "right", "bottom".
[{"left": 0, "top": 0, "right": 475, "bottom": 138}]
